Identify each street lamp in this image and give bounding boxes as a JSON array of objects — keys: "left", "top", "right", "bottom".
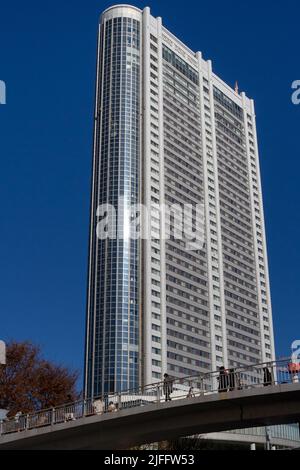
[{"left": 0, "top": 340, "right": 6, "bottom": 365}]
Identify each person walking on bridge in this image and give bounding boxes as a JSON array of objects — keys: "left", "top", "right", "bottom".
[
  {"left": 263, "top": 366, "right": 272, "bottom": 386},
  {"left": 228, "top": 368, "right": 236, "bottom": 391},
  {"left": 218, "top": 366, "right": 228, "bottom": 393},
  {"left": 163, "top": 373, "right": 173, "bottom": 401}
]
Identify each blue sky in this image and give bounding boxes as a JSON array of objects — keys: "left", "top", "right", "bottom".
[{"left": 0, "top": 0, "right": 299, "bottom": 387}]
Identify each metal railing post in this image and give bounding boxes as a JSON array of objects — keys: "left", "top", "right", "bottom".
[
  {"left": 118, "top": 393, "right": 122, "bottom": 410},
  {"left": 51, "top": 408, "right": 55, "bottom": 426},
  {"left": 0, "top": 419, "right": 3, "bottom": 436},
  {"left": 156, "top": 385, "right": 161, "bottom": 403},
  {"left": 199, "top": 376, "right": 204, "bottom": 395}
]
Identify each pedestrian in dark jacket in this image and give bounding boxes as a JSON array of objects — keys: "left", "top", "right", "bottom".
[
  {"left": 263, "top": 367, "right": 272, "bottom": 386},
  {"left": 218, "top": 366, "right": 228, "bottom": 392},
  {"left": 163, "top": 373, "right": 173, "bottom": 401},
  {"left": 228, "top": 368, "right": 236, "bottom": 391}
]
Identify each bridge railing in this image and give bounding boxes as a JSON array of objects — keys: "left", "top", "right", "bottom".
[{"left": 0, "top": 358, "right": 298, "bottom": 436}]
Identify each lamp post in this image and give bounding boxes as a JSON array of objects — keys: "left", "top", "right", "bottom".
[
  {"left": 0, "top": 340, "right": 7, "bottom": 427},
  {"left": 0, "top": 340, "right": 5, "bottom": 365}
]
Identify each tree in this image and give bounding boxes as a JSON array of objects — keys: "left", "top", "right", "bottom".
[{"left": 0, "top": 341, "right": 79, "bottom": 416}]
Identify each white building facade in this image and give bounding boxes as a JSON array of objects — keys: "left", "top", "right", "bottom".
[{"left": 84, "top": 4, "right": 275, "bottom": 398}]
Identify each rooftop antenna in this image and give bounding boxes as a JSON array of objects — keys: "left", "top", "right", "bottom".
[{"left": 234, "top": 80, "right": 239, "bottom": 94}]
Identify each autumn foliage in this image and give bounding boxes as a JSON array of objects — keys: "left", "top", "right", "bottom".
[{"left": 0, "top": 341, "right": 79, "bottom": 416}]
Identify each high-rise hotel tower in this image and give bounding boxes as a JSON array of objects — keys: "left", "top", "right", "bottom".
[{"left": 84, "top": 4, "right": 275, "bottom": 398}]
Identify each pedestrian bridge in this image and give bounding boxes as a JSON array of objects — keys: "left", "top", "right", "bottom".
[{"left": 1, "top": 359, "right": 300, "bottom": 449}]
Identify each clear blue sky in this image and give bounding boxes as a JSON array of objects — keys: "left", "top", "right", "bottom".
[{"left": 1, "top": 0, "right": 299, "bottom": 387}]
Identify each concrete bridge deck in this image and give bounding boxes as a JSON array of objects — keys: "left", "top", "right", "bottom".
[{"left": 1, "top": 382, "right": 300, "bottom": 449}]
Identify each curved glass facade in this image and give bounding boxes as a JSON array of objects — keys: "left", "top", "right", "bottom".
[{"left": 85, "top": 13, "right": 141, "bottom": 397}]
